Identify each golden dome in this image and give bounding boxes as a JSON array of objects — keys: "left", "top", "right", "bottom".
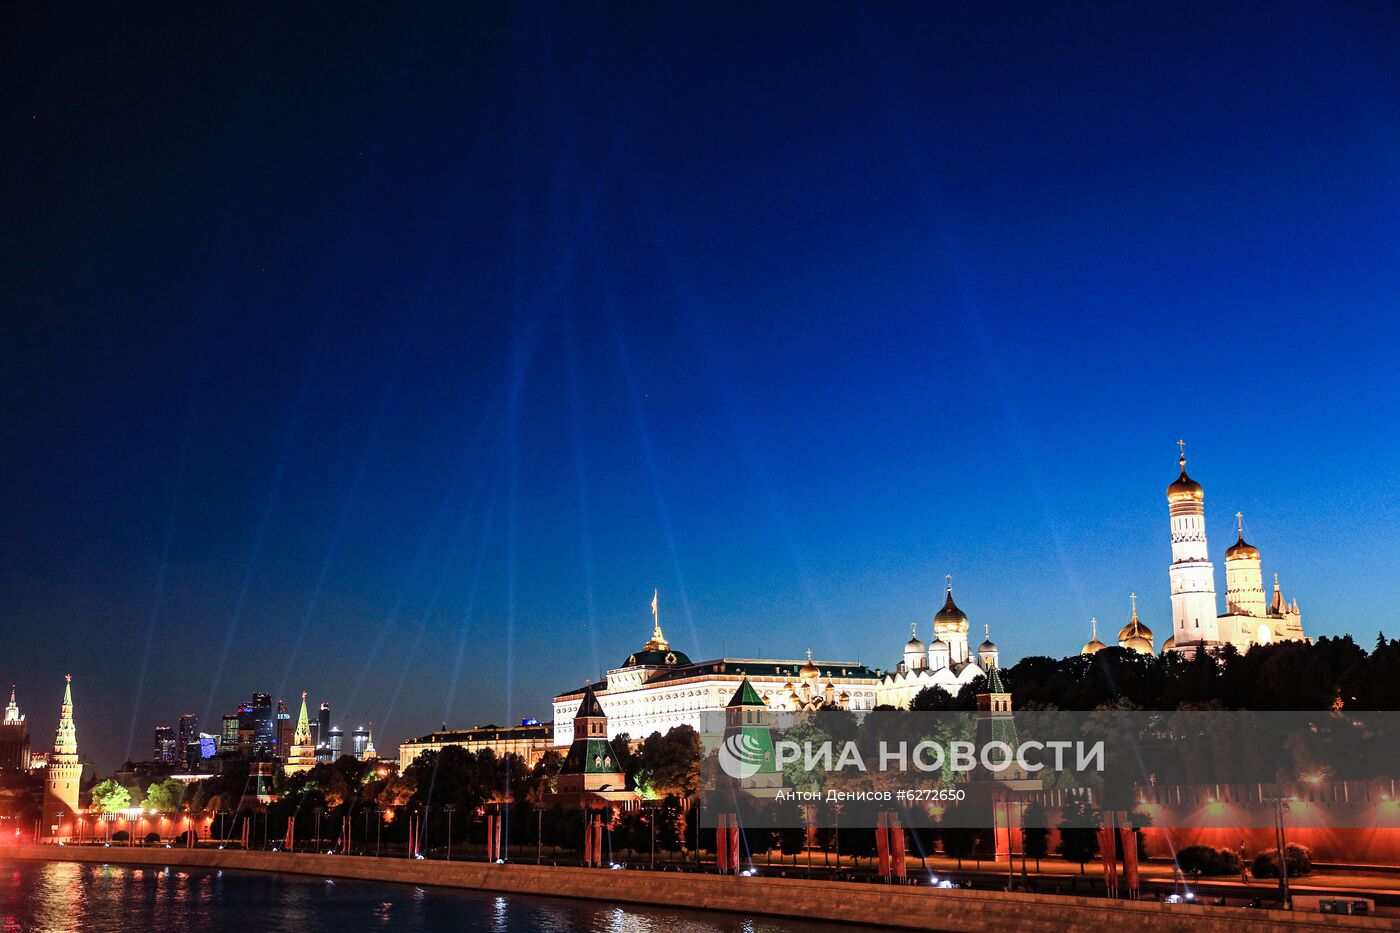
[
  {"left": 1166, "top": 443, "right": 1203, "bottom": 503},
  {"left": 1167, "top": 465, "right": 1202, "bottom": 503},
  {"left": 1162, "top": 635, "right": 1176, "bottom": 651},
  {"left": 1225, "top": 514, "right": 1259, "bottom": 560},
  {"left": 1122, "top": 633, "right": 1154, "bottom": 655},
  {"left": 1117, "top": 593, "right": 1153, "bottom": 644},
  {"left": 906, "top": 622, "right": 924, "bottom": 649},
  {"left": 1081, "top": 617, "right": 1106, "bottom": 655},
  {"left": 1225, "top": 534, "right": 1259, "bottom": 561},
  {"left": 799, "top": 648, "right": 819, "bottom": 678},
  {"left": 934, "top": 580, "right": 969, "bottom": 633}
]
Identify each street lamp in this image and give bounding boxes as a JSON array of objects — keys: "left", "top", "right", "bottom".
[
  {"left": 443, "top": 805, "right": 456, "bottom": 861},
  {"left": 1264, "top": 796, "right": 1292, "bottom": 910}
]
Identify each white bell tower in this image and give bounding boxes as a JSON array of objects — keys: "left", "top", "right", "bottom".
[{"left": 1167, "top": 441, "right": 1219, "bottom": 651}]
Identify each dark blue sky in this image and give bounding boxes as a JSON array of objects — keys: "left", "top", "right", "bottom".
[{"left": 4, "top": 3, "right": 1399, "bottom": 770}]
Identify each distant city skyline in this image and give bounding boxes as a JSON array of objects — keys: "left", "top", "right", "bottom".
[{"left": 5, "top": 3, "right": 1400, "bottom": 771}]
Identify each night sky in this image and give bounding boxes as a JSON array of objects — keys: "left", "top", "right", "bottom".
[{"left": 4, "top": 3, "right": 1399, "bottom": 770}]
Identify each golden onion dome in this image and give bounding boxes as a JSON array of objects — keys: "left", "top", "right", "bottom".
[
  {"left": 1225, "top": 534, "right": 1259, "bottom": 561},
  {"left": 1117, "top": 594, "right": 1152, "bottom": 644},
  {"left": 934, "top": 581, "right": 969, "bottom": 633},
  {"left": 1081, "top": 617, "right": 1106, "bottom": 655},
  {"left": 1162, "top": 635, "right": 1176, "bottom": 651},
  {"left": 1225, "top": 514, "right": 1259, "bottom": 561},
  {"left": 1123, "top": 633, "right": 1155, "bottom": 655},
  {"left": 1166, "top": 445, "right": 1203, "bottom": 503},
  {"left": 799, "top": 649, "right": 819, "bottom": 678}
]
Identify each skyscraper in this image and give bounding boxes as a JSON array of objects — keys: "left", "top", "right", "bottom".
[
  {"left": 154, "top": 725, "right": 175, "bottom": 763},
  {"left": 250, "top": 693, "right": 275, "bottom": 754},
  {"left": 315, "top": 702, "right": 332, "bottom": 762},
  {"left": 351, "top": 725, "right": 369, "bottom": 759},
  {"left": 220, "top": 713, "right": 239, "bottom": 751},
  {"left": 276, "top": 698, "right": 292, "bottom": 757},
  {"left": 42, "top": 675, "right": 80, "bottom": 839},
  {"left": 177, "top": 712, "right": 199, "bottom": 768},
  {"left": 327, "top": 725, "right": 343, "bottom": 759},
  {"left": 0, "top": 687, "right": 31, "bottom": 771}
]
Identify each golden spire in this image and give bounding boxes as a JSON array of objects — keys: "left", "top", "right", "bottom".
[
  {"left": 1091, "top": 617, "right": 1098, "bottom": 640},
  {"left": 645, "top": 588, "right": 668, "bottom": 650},
  {"left": 1236, "top": 511, "right": 1244, "bottom": 536},
  {"left": 1177, "top": 438, "right": 1186, "bottom": 469},
  {"left": 1130, "top": 592, "right": 1137, "bottom": 619}
]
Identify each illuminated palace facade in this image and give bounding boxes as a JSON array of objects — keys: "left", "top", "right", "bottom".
[
  {"left": 552, "top": 589, "right": 1004, "bottom": 747},
  {"left": 552, "top": 595, "right": 883, "bottom": 748}
]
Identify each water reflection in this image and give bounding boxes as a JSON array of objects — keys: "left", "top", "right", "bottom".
[{"left": 0, "top": 861, "right": 852, "bottom": 933}]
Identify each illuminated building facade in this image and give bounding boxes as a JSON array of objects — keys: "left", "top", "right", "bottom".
[
  {"left": 41, "top": 675, "right": 81, "bottom": 839},
  {"left": 1165, "top": 443, "right": 1307, "bottom": 654},
  {"left": 398, "top": 721, "right": 554, "bottom": 771},
  {"left": 553, "top": 594, "right": 880, "bottom": 748}
]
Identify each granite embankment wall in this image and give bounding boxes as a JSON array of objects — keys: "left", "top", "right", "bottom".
[{"left": 1, "top": 845, "right": 1392, "bottom": 932}]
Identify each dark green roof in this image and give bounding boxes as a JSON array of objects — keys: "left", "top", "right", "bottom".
[
  {"left": 727, "top": 678, "right": 766, "bottom": 708},
  {"left": 621, "top": 647, "right": 692, "bottom": 668},
  {"left": 985, "top": 663, "right": 1007, "bottom": 694},
  {"left": 562, "top": 737, "right": 624, "bottom": 775},
  {"left": 574, "top": 685, "right": 606, "bottom": 719}
]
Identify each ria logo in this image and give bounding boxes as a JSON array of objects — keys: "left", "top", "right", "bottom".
[{"left": 719, "top": 732, "right": 768, "bottom": 779}]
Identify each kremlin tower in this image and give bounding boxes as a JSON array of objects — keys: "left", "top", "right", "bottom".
[
  {"left": 42, "top": 675, "right": 81, "bottom": 839},
  {"left": 284, "top": 692, "right": 317, "bottom": 775}
]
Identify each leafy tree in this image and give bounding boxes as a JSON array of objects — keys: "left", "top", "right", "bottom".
[
  {"left": 769, "top": 797, "right": 807, "bottom": 864},
  {"left": 1020, "top": 801, "right": 1050, "bottom": 871},
  {"left": 1176, "top": 844, "right": 1240, "bottom": 876},
  {"left": 938, "top": 803, "right": 981, "bottom": 869},
  {"left": 1252, "top": 843, "right": 1313, "bottom": 878},
  {"left": 1056, "top": 794, "right": 1100, "bottom": 873},
  {"left": 90, "top": 779, "right": 132, "bottom": 814},
  {"left": 633, "top": 726, "right": 702, "bottom": 799},
  {"left": 143, "top": 779, "right": 184, "bottom": 814}
]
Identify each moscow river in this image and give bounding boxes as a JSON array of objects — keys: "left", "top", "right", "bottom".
[{"left": 0, "top": 860, "right": 863, "bottom": 933}]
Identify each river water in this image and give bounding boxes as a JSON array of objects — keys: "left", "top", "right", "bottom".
[{"left": 0, "top": 860, "right": 867, "bottom": 933}]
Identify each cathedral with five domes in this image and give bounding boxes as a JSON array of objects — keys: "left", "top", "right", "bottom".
[{"left": 875, "top": 579, "right": 999, "bottom": 707}]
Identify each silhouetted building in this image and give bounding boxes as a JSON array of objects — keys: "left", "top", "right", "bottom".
[
  {"left": 276, "top": 699, "right": 292, "bottom": 757},
  {"left": 0, "top": 686, "right": 31, "bottom": 771},
  {"left": 177, "top": 713, "right": 199, "bottom": 768},
  {"left": 220, "top": 713, "right": 239, "bottom": 750},
  {"left": 250, "top": 693, "right": 275, "bottom": 754},
  {"left": 314, "top": 702, "right": 331, "bottom": 762},
  {"left": 351, "top": 725, "right": 369, "bottom": 759},
  {"left": 327, "top": 725, "right": 343, "bottom": 759},
  {"left": 154, "top": 725, "right": 175, "bottom": 763}
]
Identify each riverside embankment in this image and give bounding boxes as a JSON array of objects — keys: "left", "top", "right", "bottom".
[{"left": 2, "top": 844, "right": 1392, "bottom": 932}]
